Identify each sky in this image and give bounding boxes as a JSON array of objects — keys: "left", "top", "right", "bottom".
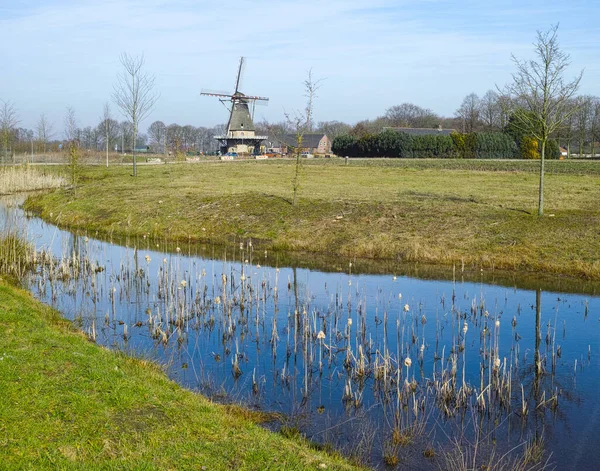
[{"left": 1, "top": 0, "right": 599, "bottom": 135}]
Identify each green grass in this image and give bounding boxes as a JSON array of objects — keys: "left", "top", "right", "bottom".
[
  {"left": 0, "top": 280, "right": 360, "bottom": 470},
  {"left": 24, "top": 158, "right": 600, "bottom": 279}
]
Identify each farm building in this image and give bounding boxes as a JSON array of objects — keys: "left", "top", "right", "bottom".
[{"left": 266, "top": 133, "right": 332, "bottom": 155}]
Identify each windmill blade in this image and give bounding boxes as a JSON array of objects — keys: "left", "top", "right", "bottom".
[
  {"left": 243, "top": 95, "right": 269, "bottom": 101},
  {"left": 234, "top": 56, "right": 245, "bottom": 93},
  {"left": 202, "top": 92, "right": 235, "bottom": 99},
  {"left": 201, "top": 89, "right": 234, "bottom": 99},
  {"left": 201, "top": 88, "right": 231, "bottom": 95}
]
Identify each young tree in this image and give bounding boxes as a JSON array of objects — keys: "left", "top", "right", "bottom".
[
  {"left": 506, "top": 24, "right": 582, "bottom": 216},
  {"left": 64, "top": 106, "right": 80, "bottom": 189},
  {"left": 64, "top": 106, "right": 79, "bottom": 143},
  {"left": 37, "top": 113, "right": 54, "bottom": 154},
  {"left": 285, "top": 69, "right": 323, "bottom": 206},
  {"left": 0, "top": 99, "right": 19, "bottom": 163},
  {"left": 112, "top": 53, "right": 159, "bottom": 176},
  {"left": 100, "top": 103, "right": 118, "bottom": 167}
]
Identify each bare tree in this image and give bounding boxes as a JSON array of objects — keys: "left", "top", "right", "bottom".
[
  {"left": 285, "top": 69, "right": 323, "bottom": 206},
  {"left": 0, "top": 100, "right": 19, "bottom": 163},
  {"left": 148, "top": 120, "right": 166, "bottom": 154},
  {"left": 194, "top": 126, "right": 211, "bottom": 154},
  {"left": 166, "top": 123, "right": 183, "bottom": 155},
  {"left": 63, "top": 106, "right": 80, "bottom": 188},
  {"left": 118, "top": 121, "right": 133, "bottom": 154},
  {"left": 384, "top": 103, "right": 440, "bottom": 128},
  {"left": 455, "top": 93, "right": 481, "bottom": 133},
  {"left": 479, "top": 90, "right": 501, "bottom": 130},
  {"left": 505, "top": 24, "right": 582, "bottom": 216},
  {"left": 101, "top": 103, "right": 117, "bottom": 167},
  {"left": 590, "top": 97, "right": 600, "bottom": 157},
  {"left": 64, "top": 106, "right": 79, "bottom": 143},
  {"left": 316, "top": 120, "right": 352, "bottom": 141},
  {"left": 495, "top": 93, "right": 513, "bottom": 130},
  {"left": 37, "top": 113, "right": 54, "bottom": 154},
  {"left": 14, "top": 128, "right": 34, "bottom": 161},
  {"left": 182, "top": 125, "right": 197, "bottom": 152},
  {"left": 113, "top": 53, "right": 159, "bottom": 176},
  {"left": 574, "top": 95, "right": 593, "bottom": 156}
]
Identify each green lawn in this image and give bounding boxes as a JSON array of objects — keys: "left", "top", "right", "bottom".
[
  {"left": 0, "top": 280, "right": 360, "bottom": 470},
  {"left": 24, "top": 158, "right": 600, "bottom": 279}
]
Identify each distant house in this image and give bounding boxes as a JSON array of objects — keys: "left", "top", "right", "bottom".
[
  {"left": 268, "top": 133, "right": 332, "bottom": 155},
  {"left": 559, "top": 146, "right": 568, "bottom": 157},
  {"left": 385, "top": 126, "right": 456, "bottom": 136}
]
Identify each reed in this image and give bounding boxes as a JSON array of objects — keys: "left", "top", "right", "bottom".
[
  {"left": 0, "top": 165, "right": 65, "bottom": 194},
  {"left": 0, "top": 232, "right": 35, "bottom": 279},
  {"left": 12, "top": 221, "right": 585, "bottom": 469}
]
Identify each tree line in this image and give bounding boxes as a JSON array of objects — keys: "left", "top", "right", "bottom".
[{"left": 0, "top": 104, "right": 228, "bottom": 161}]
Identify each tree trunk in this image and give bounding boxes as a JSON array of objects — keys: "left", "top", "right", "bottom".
[
  {"left": 132, "top": 126, "right": 137, "bottom": 177},
  {"left": 538, "top": 140, "right": 546, "bottom": 216},
  {"left": 292, "top": 151, "right": 300, "bottom": 206}
]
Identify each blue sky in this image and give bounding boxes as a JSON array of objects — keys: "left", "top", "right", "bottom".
[{"left": 1, "top": 0, "right": 598, "bottom": 134}]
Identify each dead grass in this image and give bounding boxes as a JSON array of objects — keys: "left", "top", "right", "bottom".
[{"left": 0, "top": 165, "right": 66, "bottom": 194}]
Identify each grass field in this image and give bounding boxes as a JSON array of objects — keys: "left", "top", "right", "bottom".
[
  {"left": 24, "top": 158, "right": 600, "bottom": 279},
  {"left": 0, "top": 279, "right": 360, "bottom": 470}
]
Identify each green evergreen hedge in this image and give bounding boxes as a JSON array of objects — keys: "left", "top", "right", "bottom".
[
  {"left": 332, "top": 130, "right": 518, "bottom": 159},
  {"left": 474, "top": 132, "right": 518, "bottom": 159}
]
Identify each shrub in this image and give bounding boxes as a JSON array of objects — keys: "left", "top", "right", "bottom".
[
  {"left": 332, "top": 134, "right": 359, "bottom": 157},
  {"left": 374, "top": 129, "right": 412, "bottom": 157},
  {"left": 451, "top": 132, "right": 476, "bottom": 159},
  {"left": 544, "top": 139, "right": 561, "bottom": 159},
  {"left": 521, "top": 136, "right": 540, "bottom": 159}
]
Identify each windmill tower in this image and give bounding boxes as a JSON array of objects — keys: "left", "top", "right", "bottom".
[{"left": 201, "top": 57, "right": 269, "bottom": 156}]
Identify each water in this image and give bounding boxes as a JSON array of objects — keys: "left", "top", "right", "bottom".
[{"left": 2, "top": 199, "right": 599, "bottom": 469}]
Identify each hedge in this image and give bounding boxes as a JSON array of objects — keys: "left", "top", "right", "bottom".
[{"left": 333, "top": 130, "right": 519, "bottom": 159}]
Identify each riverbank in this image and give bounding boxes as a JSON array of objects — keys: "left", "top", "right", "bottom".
[
  {"left": 0, "top": 280, "right": 360, "bottom": 470},
  {"left": 24, "top": 159, "right": 600, "bottom": 279}
]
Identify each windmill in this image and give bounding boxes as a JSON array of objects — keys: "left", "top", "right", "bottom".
[{"left": 201, "top": 57, "right": 269, "bottom": 156}]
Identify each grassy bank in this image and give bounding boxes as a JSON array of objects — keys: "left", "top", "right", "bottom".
[
  {"left": 24, "top": 159, "right": 600, "bottom": 279},
  {"left": 0, "top": 280, "right": 360, "bottom": 470}
]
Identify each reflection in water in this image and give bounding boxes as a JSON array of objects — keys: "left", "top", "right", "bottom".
[{"left": 1, "top": 199, "right": 599, "bottom": 469}]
